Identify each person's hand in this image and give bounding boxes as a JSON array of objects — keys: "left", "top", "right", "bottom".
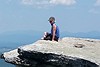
[{"left": 52, "top": 39, "right": 55, "bottom": 41}]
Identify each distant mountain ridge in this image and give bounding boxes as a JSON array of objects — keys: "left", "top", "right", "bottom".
[
  {"left": 0, "top": 30, "right": 43, "bottom": 47},
  {"left": 0, "top": 30, "right": 100, "bottom": 48},
  {"left": 61, "top": 31, "right": 100, "bottom": 39}
]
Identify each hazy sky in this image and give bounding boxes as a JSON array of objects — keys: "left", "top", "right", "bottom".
[{"left": 0, "top": 0, "right": 100, "bottom": 33}]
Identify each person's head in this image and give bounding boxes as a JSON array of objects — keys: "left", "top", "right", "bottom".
[{"left": 48, "top": 17, "right": 55, "bottom": 24}]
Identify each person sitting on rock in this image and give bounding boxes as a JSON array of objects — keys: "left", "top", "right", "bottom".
[{"left": 41, "top": 17, "right": 59, "bottom": 42}]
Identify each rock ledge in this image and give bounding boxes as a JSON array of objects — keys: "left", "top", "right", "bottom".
[{"left": 1, "top": 37, "right": 100, "bottom": 67}]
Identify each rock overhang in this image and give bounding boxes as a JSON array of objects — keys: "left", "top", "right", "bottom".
[{"left": 1, "top": 37, "right": 100, "bottom": 67}]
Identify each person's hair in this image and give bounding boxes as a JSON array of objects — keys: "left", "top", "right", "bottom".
[{"left": 49, "top": 17, "right": 55, "bottom": 21}]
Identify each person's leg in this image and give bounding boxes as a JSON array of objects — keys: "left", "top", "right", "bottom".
[
  {"left": 50, "top": 35, "right": 59, "bottom": 42},
  {"left": 41, "top": 32, "right": 47, "bottom": 40},
  {"left": 42, "top": 32, "right": 59, "bottom": 42},
  {"left": 46, "top": 34, "right": 59, "bottom": 42},
  {"left": 54, "top": 36, "right": 59, "bottom": 42},
  {"left": 44, "top": 33, "right": 52, "bottom": 41}
]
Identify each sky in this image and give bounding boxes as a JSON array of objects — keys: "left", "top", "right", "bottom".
[{"left": 0, "top": 0, "right": 100, "bottom": 33}]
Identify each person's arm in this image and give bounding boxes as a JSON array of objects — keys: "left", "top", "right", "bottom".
[{"left": 52, "top": 24, "right": 56, "bottom": 41}]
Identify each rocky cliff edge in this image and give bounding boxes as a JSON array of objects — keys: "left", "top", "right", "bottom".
[{"left": 1, "top": 37, "right": 100, "bottom": 67}]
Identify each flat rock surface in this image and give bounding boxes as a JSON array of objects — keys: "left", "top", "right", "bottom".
[{"left": 2, "top": 37, "right": 100, "bottom": 66}]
